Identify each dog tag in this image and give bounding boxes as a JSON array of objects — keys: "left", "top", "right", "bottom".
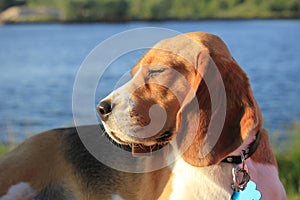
[{"left": 231, "top": 181, "right": 261, "bottom": 200}]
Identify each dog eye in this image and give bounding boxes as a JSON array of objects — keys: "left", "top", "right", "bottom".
[{"left": 147, "top": 68, "right": 166, "bottom": 78}]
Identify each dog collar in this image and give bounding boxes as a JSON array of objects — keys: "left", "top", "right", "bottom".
[{"left": 222, "top": 131, "right": 261, "bottom": 164}]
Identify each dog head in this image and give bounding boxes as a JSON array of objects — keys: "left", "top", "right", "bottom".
[{"left": 97, "top": 32, "right": 262, "bottom": 167}]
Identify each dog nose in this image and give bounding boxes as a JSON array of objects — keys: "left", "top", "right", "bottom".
[{"left": 97, "top": 100, "right": 112, "bottom": 121}]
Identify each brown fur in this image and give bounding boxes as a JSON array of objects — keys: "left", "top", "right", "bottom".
[
  {"left": 0, "top": 130, "right": 71, "bottom": 195},
  {"left": 129, "top": 32, "right": 268, "bottom": 167},
  {"left": 0, "top": 126, "right": 173, "bottom": 199},
  {"left": 251, "top": 128, "right": 277, "bottom": 166}
]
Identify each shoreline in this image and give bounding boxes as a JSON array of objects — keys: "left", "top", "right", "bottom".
[
  {"left": 1, "top": 5, "right": 299, "bottom": 25},
  {"left": 1, "top": 17, "right": 300, "bottom": 25}
]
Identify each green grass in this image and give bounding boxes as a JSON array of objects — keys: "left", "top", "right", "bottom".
[
  {"left": 0, "top": 143, "right": 10, "bottom": 157},
  {"left": 288, "top": 195, "right": 300, "bottom": 200},
  {"left": 272, "top": 122, "right": 300, "bottom": 198}
]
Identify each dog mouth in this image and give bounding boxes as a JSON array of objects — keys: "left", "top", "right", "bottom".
[
  {"left": 104, "top": 128, "right": 173, "bottom": 154},
  {"left": 131, "top": 131, "right": 173, "bottom": 154}
]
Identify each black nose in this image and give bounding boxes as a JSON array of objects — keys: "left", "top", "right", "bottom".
[{"left": 97, "top": 100, "right": 112, "bottom": 121}]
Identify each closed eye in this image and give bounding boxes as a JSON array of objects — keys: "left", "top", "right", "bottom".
[{"left": 147, "top": 68, "right": 167, "bottom": 78}]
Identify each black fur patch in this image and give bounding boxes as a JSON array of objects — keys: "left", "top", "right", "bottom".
[
  {"left": 34, "top": 182, "right": 73, "bottom": 200},
  {"left": 60, "top": 125, "right": 139, "bottom": 196}
]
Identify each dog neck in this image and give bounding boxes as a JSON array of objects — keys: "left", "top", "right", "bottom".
[
  {"left": 165, "top": 130, "right": 261, "bottom": 199},
  {"left": 222, "top": 130, "right": 261, "bottom": 164}
]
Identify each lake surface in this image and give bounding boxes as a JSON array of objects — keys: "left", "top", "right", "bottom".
[{"left": 0, "top": 20, "right": 299, "bottom": 142}]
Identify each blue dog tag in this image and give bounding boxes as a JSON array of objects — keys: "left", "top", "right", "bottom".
[{"left": 231, "top": 181, "right": 261, "bottom": 200}]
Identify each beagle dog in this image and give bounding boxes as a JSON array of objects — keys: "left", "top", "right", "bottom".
[{"left": 0, "top": 32, "right": 285, "bottom": 199}]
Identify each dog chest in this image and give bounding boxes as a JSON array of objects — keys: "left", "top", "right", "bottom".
[{"left": 169, "top": 159, "right": 232, "bottom": 200}]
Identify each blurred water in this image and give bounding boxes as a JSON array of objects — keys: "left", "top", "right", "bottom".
[{"left": 0, "top": 20, "right": 299, "bottom": 142}]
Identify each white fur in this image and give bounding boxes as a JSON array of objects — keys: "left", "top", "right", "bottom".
[
  {"left": 0, "top": 182, "right": 36, "bottom": 200},
  {"left": 111, "top": 194, "right": 124, "bottom": 200},
  {"left": 169, "top": 158, "right": 286, "bottom": 200},
  {"left": 170, "top": 158, "right": 233, "bottom": 200}
]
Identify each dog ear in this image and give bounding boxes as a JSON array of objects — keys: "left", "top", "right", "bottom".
[{"left": 175, "top": 34, "right": 262, "bottom": 167}]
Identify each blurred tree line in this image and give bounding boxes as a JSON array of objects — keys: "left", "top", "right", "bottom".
[
  {"left": 0, "top": 0, "right": 26, "bottom": 11},
  {"left": 1, "top": 0, "right": 299, "bottom": 21}
]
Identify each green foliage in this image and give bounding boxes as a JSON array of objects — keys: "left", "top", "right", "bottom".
[
  {"left": 0, "top": 0, "right": 26, "bottom": 11},
  {"left": 273, "top": 122, "right": 300, "bottom": 197},
  {"left": 0, "top": 143, "right": 9, "bottom": 157},
  {"left": 1, "top": 0, "right": 299, "bottom": 22},
  {"left": 55, "top": 0, "right": 129, "bottom": 22}
]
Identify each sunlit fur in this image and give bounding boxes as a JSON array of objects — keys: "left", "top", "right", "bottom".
[{"left": 0, "top": 32, "right": 286, "bottom": 199}]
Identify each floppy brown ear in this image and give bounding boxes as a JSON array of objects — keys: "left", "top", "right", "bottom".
[{"left": 175, "top": 33, "right": 262, "bottom": 167}]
